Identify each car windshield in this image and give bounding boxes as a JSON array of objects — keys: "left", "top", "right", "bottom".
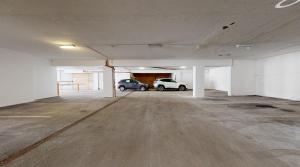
[{"left": 132, "top": 80, "right": 139, "bottom": 84}]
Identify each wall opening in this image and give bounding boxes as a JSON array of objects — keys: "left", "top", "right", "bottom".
[
  {"left": 56, "top": 66, "right": 103, "bottom": 96},
  {"left": 205, "top": 66, "right": 232, "bottom": 96}
]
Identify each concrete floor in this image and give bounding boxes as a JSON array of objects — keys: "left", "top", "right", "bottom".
[
  {"left": 0, "top": 91, "right": 128, "bottom": 164},
  {"left": 1, "top": 90, "right": 300, "bottom": 167}
]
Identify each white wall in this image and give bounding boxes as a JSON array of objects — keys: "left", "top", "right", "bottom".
[
  {"left": 0, "top": 48, "right": 57, "bottom": 107},
  {"left": 34, "top": 58, "right": 57, "bottom": 99},
  {"left": 115, "top": 72, "right": 131, "bottom": 84},
  {"left": 174, "top": 70, "right": 193, "bottom": 89},
  {"left": 256, "top": 53, "right": 300, "bottom": 100},
  {"left": 231, "top": 60, "right": 256, "bottom": 96},
  {"left": 205, "top": 67, "right": 231, "bottom": 92},
  {"left": 209, "top": 56, "right": 300, "bottom": 101}
]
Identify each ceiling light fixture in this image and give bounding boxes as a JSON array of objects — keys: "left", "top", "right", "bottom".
[
  {"left": 139, "top": 67, "right": 146, "bottom": 70},
  {"left": 275, "top": 0, "right": 300, "bottom": 8},
  {"left": 59, "top": 44, "right": 76, "bottom": 49},
  {"left": 236, "top": 44, "right": 252, "bottom": 50},
  {"left": 180, "top": 66, "right": 187, "bottom": 69}
]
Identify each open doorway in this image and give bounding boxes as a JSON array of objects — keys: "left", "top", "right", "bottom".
[
  {"left": 57, "top": 66, "right": 102, "bottom": 95},
  {"left": 205, "top": 66, "right": 232, "bottom": 97}
]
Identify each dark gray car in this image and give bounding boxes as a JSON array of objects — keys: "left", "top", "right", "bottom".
[{"left": 118, "top": 79, "right": 149, "bottom": 91}]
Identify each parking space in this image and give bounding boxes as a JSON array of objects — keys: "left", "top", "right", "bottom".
[
  {"left": 190, "top": 90, "right": 300, "bottom": 167},
  {"left": 1, "top": 90, "right": 299, "bottom": 167},
  {"left": 0, "top": 91, "right": 128, "bottom": 162}
]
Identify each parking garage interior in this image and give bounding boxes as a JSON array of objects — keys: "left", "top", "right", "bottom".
[{"left": 0, "top": 0, "right": 300, "bottom": 167}]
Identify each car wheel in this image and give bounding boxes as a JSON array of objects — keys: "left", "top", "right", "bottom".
[
  {"left": 119, "top": 86, "right": 125, "bottom": 91},
  {"left": 179, "top": 85, "right": 186, "bottom": 91},
  {"left": 140, "top": 86, "right": 146, "bottom": 91},
  {"left": 158, "top": 85, "right": 165, "bottom": 91}
]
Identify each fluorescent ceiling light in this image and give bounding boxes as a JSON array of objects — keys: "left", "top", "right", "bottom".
[
  {"left": 275, "top": 0, "right": 300, "bottom": 8},
  {"left": 59, "top": 44, "right": 76, "bottom": 49},
  {"left": 139, "top": 67, "right": 146, "bottom": 70},
  {"left": 236, "top": 44, "right": 252, "bottom": 50},
  {"left": 180, "top": 66, "right": 187, "bottom": 69},
  {"left": 236, "top": 44, "right": 252, "bottom": 48}
]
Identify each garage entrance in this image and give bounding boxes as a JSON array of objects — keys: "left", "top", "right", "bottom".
[{"left": 132, "top": 73, "right": 171, "bottom": 88}]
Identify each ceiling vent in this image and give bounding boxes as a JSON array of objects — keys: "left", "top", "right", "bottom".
[
  {"left": 218, "top": 53, "right": 231, "bottom": 57},
  {"left": 148, "top": 43, "right": 163, "bottom": 48}
]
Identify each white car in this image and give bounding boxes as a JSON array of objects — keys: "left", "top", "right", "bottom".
[{"left": 153, "top": 78, "right": 188, "bottom": 91}]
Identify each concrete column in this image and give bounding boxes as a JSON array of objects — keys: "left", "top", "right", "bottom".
[
  {"left": 193, "top": 65, "right": 205, "bottom": 98},
  {"left": 228, "top": 67, "right": 232, "bottom": 96},
  {"left": 103, "top": 66, "right": 116, "bottom": 98}
]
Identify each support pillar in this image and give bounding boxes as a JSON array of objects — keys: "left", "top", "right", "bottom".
[
  {"left": 103, "top": 66, "right": 116, "bottom": 98},
  {"left": 193, "top": 65, "right": 205, "bottom": 98}
]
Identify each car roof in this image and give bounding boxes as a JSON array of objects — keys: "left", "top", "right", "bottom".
[
  {"left": 157, "top": 78, "right": 172, "bottom": 80},
  {"left": 120, "top": 79, "right": 140, "bottom": 82}
]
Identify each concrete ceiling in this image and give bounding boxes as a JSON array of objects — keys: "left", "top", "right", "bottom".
[
  {"left": 57, "top": 66, "right": 187, "bottom": 74},
  {"left": 0, "top": 0, "right": 300, "bottom": 60}
]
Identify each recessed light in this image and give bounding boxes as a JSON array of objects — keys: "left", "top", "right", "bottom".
[
  {"left": 59, "top": 44, "right": 76, "bottom": 49},
  {"left": 139, "top": 67, "right": 146, "bottom": 70},
  {"left": 180, "top": 66, "right": 187, "bottom": 69},
  {"left": 275, "top": 0, "right": 300, "bottom": 8}
]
